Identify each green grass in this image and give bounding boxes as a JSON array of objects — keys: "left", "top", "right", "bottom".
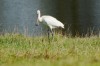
[{"left": 0, "top": 33, "right": 100, "bottom": 66}]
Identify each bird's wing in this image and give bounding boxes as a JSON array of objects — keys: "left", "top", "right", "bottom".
[{"left": 42, "top": 16, "right": 64, "bottom": 28}]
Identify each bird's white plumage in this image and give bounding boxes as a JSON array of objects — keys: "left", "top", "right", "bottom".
[
  {"left": 41, "top": 16, "right": 64, "bottom": 29},
  {"left": 36, "top": 10, "right": 64, "bottom": 30}
]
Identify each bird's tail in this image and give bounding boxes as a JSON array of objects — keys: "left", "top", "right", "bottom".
[
  {"left": 61, "top": 24, "right": 64, "bottom": 28},
  {"left": 61, "top": 26, "right": 64, "bottom": 28}
]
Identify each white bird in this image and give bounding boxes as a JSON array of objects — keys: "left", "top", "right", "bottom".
[{"left": 36, "top": 10, "right": 64, "bottom": 39}]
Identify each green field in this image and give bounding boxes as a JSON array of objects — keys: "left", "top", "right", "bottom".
[{"left": 0, "top": 33, "right": 100, "bottom": 66}]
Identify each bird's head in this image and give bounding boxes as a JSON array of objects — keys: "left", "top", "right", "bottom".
[
  {"left": 37, "top": 10, "right": 40, "bottom": 15},
  {"left": 35, "top": 10, "right": 42, "bottom": 26},
  {"left": 36, "top": 10, "right": 40, "bottom": 26}
]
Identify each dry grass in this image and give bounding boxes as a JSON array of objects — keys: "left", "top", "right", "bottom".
[{"left": 0, "top": 33, "right": 100, "bottom": 66}]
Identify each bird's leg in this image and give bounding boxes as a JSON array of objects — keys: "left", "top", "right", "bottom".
[
  {"left": 47, "top": 29, "right": 50, "bottom": 39},
  {"left": 51, "top": 30, "right": 54, "bottom": 39},
  {"left": 47, "top": 29, "right": 50, "bottom": 43}
]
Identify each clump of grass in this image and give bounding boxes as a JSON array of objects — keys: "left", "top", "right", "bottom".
[{"left": 0, "top": 33, "right": 100, "bottom": 66}]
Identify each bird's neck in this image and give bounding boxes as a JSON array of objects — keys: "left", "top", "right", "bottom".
[{"left": 38, "top": 12, "right": 42, "bottom": 22}]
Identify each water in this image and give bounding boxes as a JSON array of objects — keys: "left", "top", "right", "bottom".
[{"left": 0, "top": 0, "right": 100, "bottom": 36}]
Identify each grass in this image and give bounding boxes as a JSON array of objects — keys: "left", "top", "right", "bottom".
[{"left": 0, "top": 33, "right": 100, "bottom": 66}]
